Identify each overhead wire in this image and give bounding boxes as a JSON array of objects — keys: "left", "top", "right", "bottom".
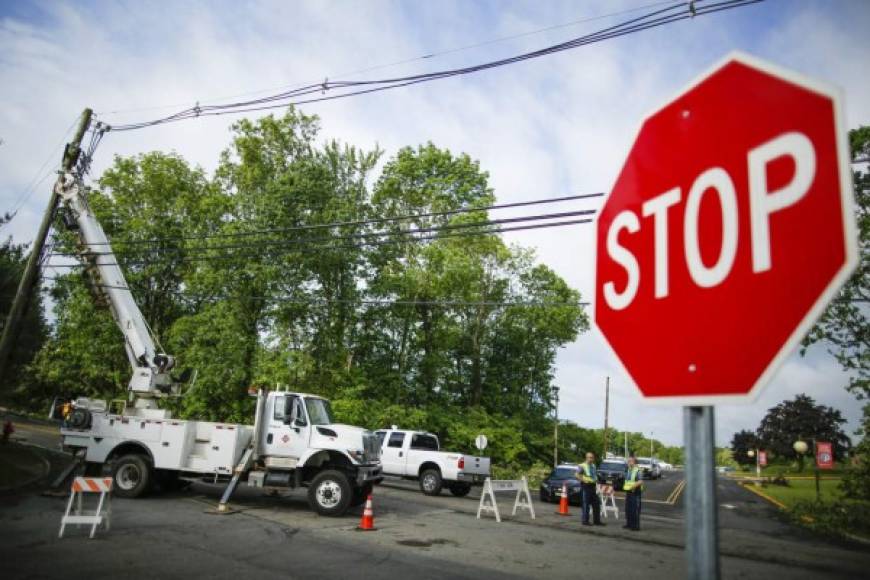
[
  {"left": 107, "top": 0, "right": 763, "bottom": 132},
  {"left": 48, "top": 206, "right": 598, "bottom": 258},
  {"left": 5, "top": 113, "right": 82, "bottom": 218},
  {"left": 44, "top": 216, "right": 594, "bottom": 269},
  {"left": 67, "top": 192, "right": 604, "bottom": 248},
  {"left": 39, "top": 278, "right": 588, "bottom": 309},
  {"left": 97, "top": 0, "right": 677, "bottom": 118}
]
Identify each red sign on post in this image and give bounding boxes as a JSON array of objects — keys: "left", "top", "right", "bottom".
[
  {"left": 816, "top": 442, "right": 834, "bottom": 469},
  {"left": 758, "top": 451, "right": 767, "bottom": 467},
  {"left": 594, "top": 53, "right": 858, "bottom": 404}
]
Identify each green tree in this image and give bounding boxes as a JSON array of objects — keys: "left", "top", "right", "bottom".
[
  {"left": 730, "top": 429, "right": 761, "bottom": 467},
  {"left": 0, "top": 213, "right": 48, "bottom": 405},
  {"left": 755, "top": 394, "right": 850, "bottom": 469},
  {"left": 803, "top": 126, "right": 868, "bottom": 398},
  {"left": 841, "top": 404, "right": 870, "bottom": 500}
]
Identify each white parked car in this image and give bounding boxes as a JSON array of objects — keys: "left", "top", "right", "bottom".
[{"left": 375, "top": 428, "right": 491, "bottom": 496}]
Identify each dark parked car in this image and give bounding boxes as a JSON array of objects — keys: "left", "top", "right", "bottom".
[
  {"left": 597, "top": 459, "right": 627, "bottom": 490},
  {"left": 539, "top": 465, "right": 583, "bottom": 505}
]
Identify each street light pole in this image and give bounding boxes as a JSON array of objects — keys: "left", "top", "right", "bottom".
[
  {"left": 650, "top": 431, "right": 654, "bottom": 460},
  {"left": 553, "top": 386, "right": 560, "bottom": 468}
]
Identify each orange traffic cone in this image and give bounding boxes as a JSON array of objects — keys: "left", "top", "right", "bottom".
[
  {"left": 556, "top": 482, "right": 570, "bottom": 516},
  {"left": 357, "top": 494, "right": 376, "bottom": 531}
]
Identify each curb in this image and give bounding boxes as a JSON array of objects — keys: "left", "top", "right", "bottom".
[
  {"left": 737, "top": 481, "right": 787, "bottom": 509},
  {"left": 0, "top": 443, "right": 52, "bottom": 493}
]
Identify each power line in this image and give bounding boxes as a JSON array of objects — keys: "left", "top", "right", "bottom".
[
  {"left": 67, "top": 192, "right": 604, "bottom": 248},
  {"left": 97, "top": 1, "right": 676, "bottom": 118},
  {"left": 50, "top": 207, "right": 598, "bottom": 258},
  {"left": 40, "top": 278, "right": 588, "bottom": 309},
  {"left": 44, "top": 216, "right": 593, "bottom": 269},
  {"left": 107, "top": 0, "right": 762, "bottom": 132},
  {"left": 5, "top": 113, "right": 82, "bottom": 218}
]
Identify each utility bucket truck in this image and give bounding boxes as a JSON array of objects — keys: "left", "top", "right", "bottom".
[{"left": 54, "top": 170, "right": 381, "bottom": 516}]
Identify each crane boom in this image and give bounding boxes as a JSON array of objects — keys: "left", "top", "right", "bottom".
[{"left": 57, "top": 172, "right": 174, "bottom": 405}]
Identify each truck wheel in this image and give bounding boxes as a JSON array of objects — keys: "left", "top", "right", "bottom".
[
  {"left": 419, "top": 469, "right": 443, "bottom": 496},
  {"left": 448, "top": 482, "right": 471, "bottom": 497},
  {"left": 308, "top": 470, "right": 352, "bottom": 516},
  {"left": 351, "top": 482, "right": 373, "bottom": 507},
  {"left": 112, "top": 454, "right": 152, "bottom": 498}
]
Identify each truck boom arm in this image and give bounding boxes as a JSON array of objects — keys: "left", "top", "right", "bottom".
[{"left": 57, "top": 173, "right": 174, "bottom": 398}]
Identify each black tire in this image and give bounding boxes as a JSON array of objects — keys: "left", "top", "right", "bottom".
[
  {"left": 112, "top": 454, "right": 152, "bottom": 498},
  {"left": 448, "top": 482, "right": 472, "bottom": 497},
  {"left": 308, "top": 470, "right": 352, "bottom": 516},
  {"left": 351, "top": 482, "right": 373, "bottom": 507},
  {"left": 419, "top": 468, "right": 443, "bottom": 496}
]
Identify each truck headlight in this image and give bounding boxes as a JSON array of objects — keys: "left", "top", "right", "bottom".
[{"left": 347, "top": 449, "right": 365, "bottom": 463}]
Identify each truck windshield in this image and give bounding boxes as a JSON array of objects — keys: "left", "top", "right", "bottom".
[{"left": 304, "top": 398, "right": 335, "bottom": 425}]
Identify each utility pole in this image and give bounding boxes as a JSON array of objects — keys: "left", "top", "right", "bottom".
[
  {"left": 553, "top": 386, "right": 560, "bottom": 467},
  {"left": 602, "top": 376, "right": 610, "bottom": 458},
  {"left": 0, "top": 109, "right": 93, "bottom": 389},
  {"left": 624, "top": 431, "right": 629, "bottom": 459}
]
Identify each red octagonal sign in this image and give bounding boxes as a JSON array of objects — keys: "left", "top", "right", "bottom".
[{"left": 595, "top": 53, "right": 858, "bottom": 404}]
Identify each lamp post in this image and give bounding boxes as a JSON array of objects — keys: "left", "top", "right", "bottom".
[
  {"left": 794, "top": 439, "right": 820, "bottom": 502},
  {"left": 553, "top": 386, "right": 560, "bottom": 468},
  {"left": 747, "top": 449, "right": 761, "bottom": 486}
]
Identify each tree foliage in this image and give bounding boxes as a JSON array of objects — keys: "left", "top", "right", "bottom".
[
  {"left": 730, "top": 429, "right": 761, "bottom": 467},
  {"left": 755, "top": 394, "right": 850, "bottom": 464},
  {"left": 26, "top": 110, "right": 590, "bottom": 466},
  {"left": 0, "top": 213, "right": 48, "bottom": 403},
  {"left": 803, "top": 126, "right": 869, "bottom": 399}
]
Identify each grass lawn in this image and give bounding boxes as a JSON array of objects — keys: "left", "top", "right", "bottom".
[
  {"left": 729, "top": 464, "right": 846, "bottom": 478},
  {"left": 759, "top": 478, "right": 845, "bottom": 508}
]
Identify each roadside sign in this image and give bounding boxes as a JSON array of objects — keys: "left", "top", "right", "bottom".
[
  {"left": 475, "top": 434, "right": 488, "bottom": 451},
  {"left": 816, "top": 442, "right": 834, "bottom": 469},
  {"left": 595, "top": 52, "right": 857, "bottom": 405},
  {"left": 758, "top": 451, "right": 767, "bottom": 467}
]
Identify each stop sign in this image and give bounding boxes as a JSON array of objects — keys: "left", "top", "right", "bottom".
[{"left": 595, "top": 53, "right": 857, "bottom": 404}]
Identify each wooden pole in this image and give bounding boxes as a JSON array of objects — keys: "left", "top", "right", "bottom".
[{"left": 0, "top": 109, "right": 92, "bottom": 389}]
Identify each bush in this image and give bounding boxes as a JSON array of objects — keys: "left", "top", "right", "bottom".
[{"left": 788, "top": 500, "right": 870, "bottom": 540}]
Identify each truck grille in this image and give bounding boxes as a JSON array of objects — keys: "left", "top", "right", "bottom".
[{"left": 363, "top": 431, "right": 380, "bottom": 464}]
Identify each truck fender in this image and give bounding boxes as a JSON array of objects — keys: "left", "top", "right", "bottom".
[
  {"left": 106, "top": 440, "right": 154, "bottom": 465},
  {"left": 297, "top": 448, "right": 355, "bottom": 470}
]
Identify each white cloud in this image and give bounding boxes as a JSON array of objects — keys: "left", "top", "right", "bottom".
[{"left": 1, "top": 0, "right": 867, "bottom": 447}]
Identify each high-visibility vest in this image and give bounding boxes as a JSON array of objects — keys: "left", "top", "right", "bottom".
[
  {"left": 623, "top": 467, "right": 644, "bottom": 492},
  {"left": 579, "top": 462, "right": 596, "bottom": 484}
]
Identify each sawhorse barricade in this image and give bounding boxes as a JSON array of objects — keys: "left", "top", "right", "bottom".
[
  {"left": 597, "top": 483, "right": 619, "bottom": 519},
  {"left": 59, "top": 477, "right": 113, "bottom": 539},
  {"left": 476, "top": 477, "right": 536, "bottom": 522}
]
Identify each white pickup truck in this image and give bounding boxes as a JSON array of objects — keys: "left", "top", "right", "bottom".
[{"left": 375, "top": 428, "right": 490, "bottom": 496}]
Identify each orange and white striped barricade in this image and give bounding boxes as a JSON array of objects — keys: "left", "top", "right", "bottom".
[
  {"left": 59, "top": 476, "right": 113, "bottom": 539},
  {"left": 476, "top": 476, "right": 536, "bottom": 523},
  {"left": 597, "top": 483, "right": 619, "bottom": 519}
]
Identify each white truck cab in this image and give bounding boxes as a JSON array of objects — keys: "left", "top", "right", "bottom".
[{"left": 375, "top": 427, "right": 490, "bottom": 496}]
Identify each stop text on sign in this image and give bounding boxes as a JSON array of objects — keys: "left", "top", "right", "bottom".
[{"left": 604, "top": 131, "right": 815, "bottom": 310}]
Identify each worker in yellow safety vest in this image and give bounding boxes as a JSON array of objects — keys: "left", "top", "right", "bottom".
[
  {"left": 623, "top": 455, "right": 644, "bottom": 531},
  {"left": 578, "top": 452, "right": 603, "bottom": 526}
]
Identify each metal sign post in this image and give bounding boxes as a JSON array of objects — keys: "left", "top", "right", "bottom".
[{"left": 683, "top": 406, "right": 720, "bottom": 580}]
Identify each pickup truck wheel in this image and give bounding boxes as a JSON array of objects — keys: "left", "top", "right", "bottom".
[
  {"left": 112, "top": 454, "right": 151, "bottom": 498},
  {"left": 448, "top": 482, "right": 471, "bottom": 497},
  {"left": 419, "top": 469, "right": 443, "bottom": 496},
  {"left": 308, "top": 470, "right": 352, "bottom": 516}
]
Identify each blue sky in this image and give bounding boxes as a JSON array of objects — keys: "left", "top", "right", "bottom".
[{"left": 1, "top": 0, "right": 868, "bottom": 446}]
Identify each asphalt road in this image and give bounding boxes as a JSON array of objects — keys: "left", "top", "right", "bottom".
[{"left": 2, "top": 415, "right": 869, "bottom": 579}]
